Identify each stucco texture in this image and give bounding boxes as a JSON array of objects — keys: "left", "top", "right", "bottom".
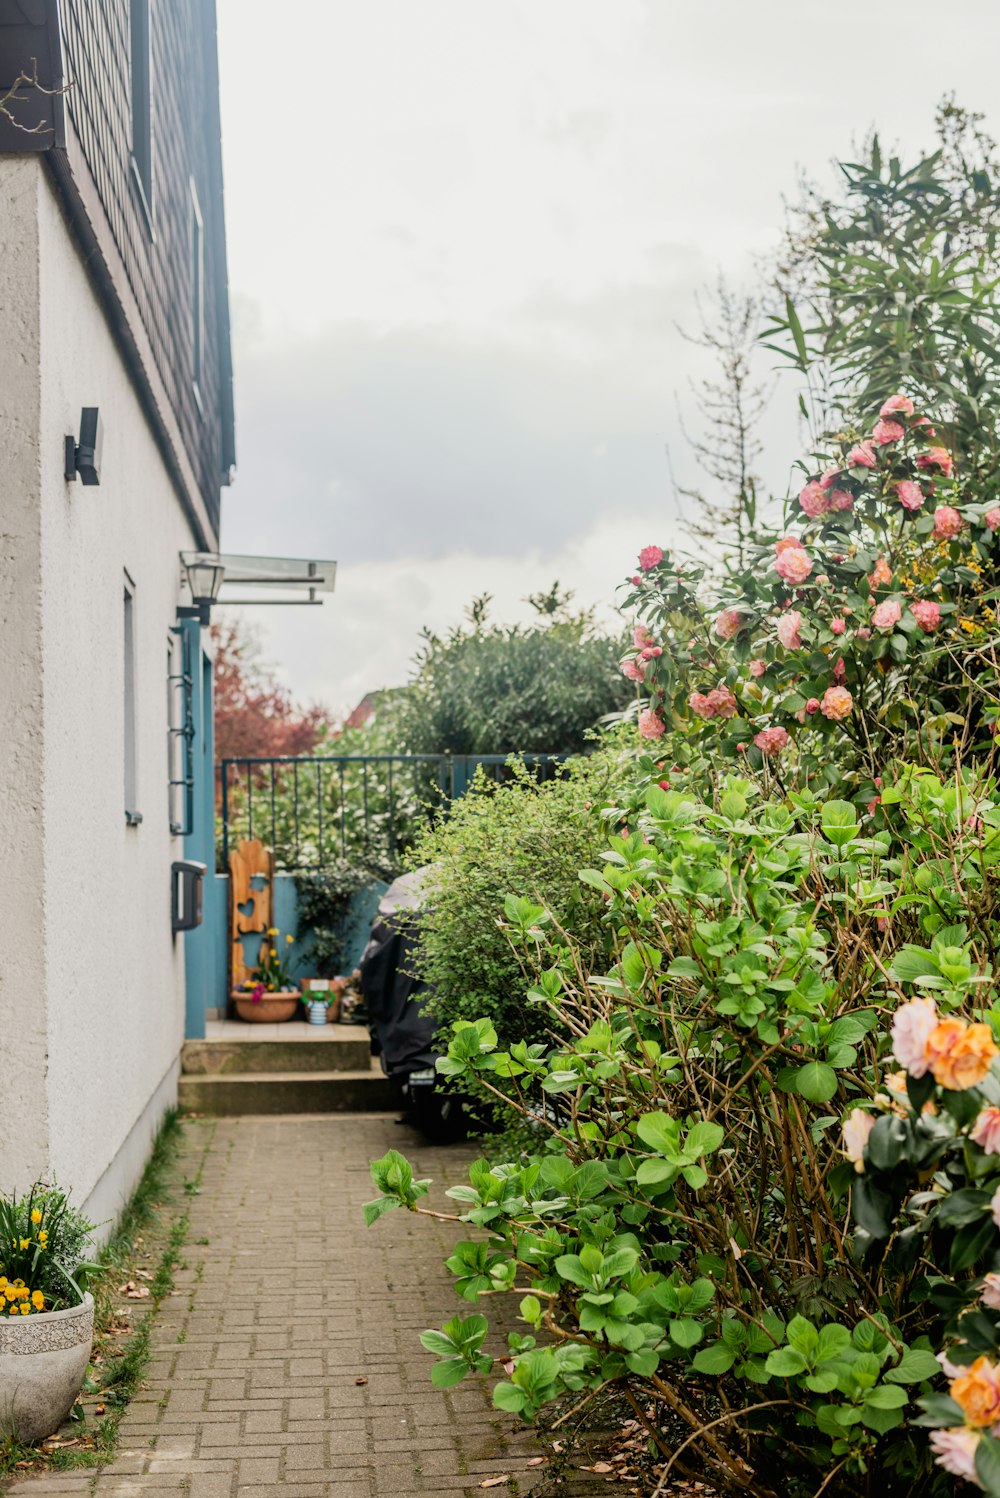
[{"left": 0, "top": 157, "right": 205, "bottom": 1221}]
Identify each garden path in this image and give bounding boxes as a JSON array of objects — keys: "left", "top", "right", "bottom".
[{"left": 11, "top": 1116, "right": 617, "bottom": 1498}]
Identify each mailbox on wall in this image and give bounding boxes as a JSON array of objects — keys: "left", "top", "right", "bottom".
[{"left": 172, "top": 860, "right": 207, "bottom": 933}]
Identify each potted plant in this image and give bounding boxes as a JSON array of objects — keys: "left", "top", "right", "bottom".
[
  {"left": 302, "top": 979, "right": 333, "bottom": 1025},
  {"left": 233, "top": 928, "right": 300, "bottom": 1022},
  {"left": 0, "top": 1184, "right": 98, "bottom": 1444}
]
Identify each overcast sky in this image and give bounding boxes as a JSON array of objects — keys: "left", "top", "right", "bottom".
[{"left": 215, "top": 0, "right": 1000, "bottom": 716}]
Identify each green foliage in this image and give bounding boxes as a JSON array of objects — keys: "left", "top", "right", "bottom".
[
  {"left": 294, "top": 853, "right": 395, "bottom": 976},
  {"left": 408, "top": 748, "right": 628, "bottom": 1047},
  {"left": 771, "top": 100, "right": 1000, "bottom": 486},
  {"left": 398, "top": 589, "right": 632, "bottom": 756}
]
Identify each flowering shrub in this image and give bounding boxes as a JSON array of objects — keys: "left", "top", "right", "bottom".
[
  {"left": 0, "top": 1185, "right": 96, "bottom": 1314},
  {"left": 618, "top": 399, "right": 998, "bottom": 795},
  {"left": 365, "top": 761, "right": 1000, "bottom": 1494}
]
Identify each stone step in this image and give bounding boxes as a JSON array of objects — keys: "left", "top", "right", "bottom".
[
  {"left": 182, "top": 1028, "right": 371, "bottom": 1075},
  {"left": 178, "top": 1066, "right": 398, "bottom": 1116}
]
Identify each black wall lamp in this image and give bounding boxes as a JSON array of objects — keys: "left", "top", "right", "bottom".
[
  {"left": 179, "top": 552, "right": 226, "bottom": 624},
  {"left": 65, "top": 407, "right": 103, "bottom": 485}
]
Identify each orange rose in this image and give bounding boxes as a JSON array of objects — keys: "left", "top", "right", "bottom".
[
  {"left": 951, "top": 1356, "right": 1000, "bottom": 1426},
  {"left": 925, "top": 1018, "right": 998, "bottom": 1091}
]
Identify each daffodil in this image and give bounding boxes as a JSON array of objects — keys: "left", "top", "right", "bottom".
[
  {"left": 18, "top": 1238, "right": 29, "bottom": 1250},
  {"left": 30, "top": 1209, "right": 42, "bottom": 1225},
  {"left": 37, "top": 1231, "right": 47, "bottom": 1245}
]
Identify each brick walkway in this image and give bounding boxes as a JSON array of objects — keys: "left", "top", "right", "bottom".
[{"left": 11, "top": 1115, "right": 574, "bottom": 1498}]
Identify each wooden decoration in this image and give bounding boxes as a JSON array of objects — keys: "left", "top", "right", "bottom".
[{"left": 229, "top": 838, "right": 274, "bottom": 997}]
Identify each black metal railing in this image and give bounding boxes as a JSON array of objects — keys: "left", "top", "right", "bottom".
[{"left": 217, "top": 753, "right": 566, "bottom": 872}]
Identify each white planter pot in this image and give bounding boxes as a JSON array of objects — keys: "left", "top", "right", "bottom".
[
  {"left": 0, "top": 1293, "right": 94, "bottom": 1444},
  {"left": 306, "top": 1000, "right": 328, "bottom": 1026}
]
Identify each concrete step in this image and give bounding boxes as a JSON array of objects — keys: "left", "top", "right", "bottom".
[
  {"left": 178, "top": 1066, "right": 398, "bottom": 1116},
  {"left": 182, "top": 1028, "right": 371, "bottom": 1075}
]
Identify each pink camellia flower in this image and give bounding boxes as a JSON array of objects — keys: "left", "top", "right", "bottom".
[
  {"left": 689, "top": 692, "right": 714, "bottom": 720},
  {"left": 821, "top": 685, "right": 853, "bottom": 721},
  {"left": 911, "top": 599, "right": 941, "bottom": 634},
  {"left": 774, "top": 542, "right": 813, "bottom": 586},
  {"left": 880, "top": 393, "right": 915, "bottom": 419},
  {"left": 993, "top": 1183, "right": 1000, "bottom": 1230},
  {"left": 754, "top": 725, "right": 791, "bottom": 757},
  {"left": 638, "top": 708, "right": 666, "bottom": 739},
  {"left": 929, "top": 1428, "right": 981, "bottom": 1484},
  {"left": 639, "top": 544, "right": 664, "bottom": 571},
  {"left": 632, "top": 626, "right": 653, "bottom": 649},
  {"left": 934, "top": 504, "right": 964, "bottom": 540},
  {"left": 631, "top": 574, "right": 642, "bottom": 585},
  {"left": 707, "top": 686, "right": 737, "bottom": 719},
  {"left": 896, "top": 479, "right": 924, "bottom": 512},
  {"left": 842, "top": 1110, "right": 875, "bottom": 1172},
  {"left": 891, "top": 996, "right": 939, "bottom": 1078},
  {"left": 986, "top": 508, "right": 1000, "bottom": 532},
  {"left": 828, "top": 488, "right": 854, "bottom": 512},
  {"left": 833, "top": 656, "right": 846, "bottom": 683},
  {"left": 736, "top": 741, "right": 747, "bottom": 752},
  {"left": 971, "top": 1107, "right": 1000, "bottom": 1155},
  {"left": 830, "top": 617, "right": 846, "bottom": 635},
  {"left": 805, "top": 697, "right": 820, "bottom": 714},
  {"left": 847, "top": 440, "right": 878, "bottom": 469},
  {"left": 621, "top": 658, "right": 645, "bottom": 682},
  {"left": 873, "top": 418, "right": 904, "bottom": 445},
  {"left": 856, "top": 626, "right": 872, "bottom": 641},
  {"left": 776, "top": 610, "right": 803, "bottom": 649},
  {"left": 982, "top": 1274, "right": 1000, "bottom": 1312},
  {"left": 872, "top": 599, "right": 902, "bottom": 631},
  {"left": 641, "top": 645, "right": 663, "bottom": 659},
  {"left": 749, "top": 658, "right": 766, "bottom": 678},
  {"left": 798, "top": 481, "right": 830, "bottom": 518},
  {"left": 714, "top": 608, "right": 743, "bottom": 641},
  {"left": 917, "top": 446, "right": 954, "bottom": 477},
  {"left": 869, "top": 555, "right": 893, "bottom": 588},
  {"left": 818, "top": 467, "right": 841, "bottom": 490}
]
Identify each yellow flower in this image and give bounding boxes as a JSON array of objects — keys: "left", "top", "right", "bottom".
[
  {"left": 0, "top": 1278, "right": 7, "bottom": 1289},
  {"left": 18, "top": 1303, "right": 28, "bottom": 1315},
  {"left": 267, "top": 927, "right": 278, "bottom": 937},
  {"left": 31, "top": 1291, "right": 44, "bottom": 1310},
  {"left": 286, "top": 935, "right": 293, "bottom": 944},
  {"left": 270, "top": 947, "right": 277, "bottom": 958},
  {"left": 7, "top": 1305, "right": 17, "bottom": 1316},
  {"left": 19, "top": 1239, "right": 29, "bottom": 1250},
  {"left": 30, "top": 1210, "right": 42, "bottom": 1225},
  {"left": 37, "top": 1231, "right": 47, "bottom": 1245},
  {"left": 1, "top": 1288, "right": 12, "bottom": 1301}
]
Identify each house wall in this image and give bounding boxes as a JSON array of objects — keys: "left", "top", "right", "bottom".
[
  {"left": 0, "top": 158, "right": 50, "bottom": 1186},
  {"left": 0, "top": 157, "right": 203, "bottom": 1225}
]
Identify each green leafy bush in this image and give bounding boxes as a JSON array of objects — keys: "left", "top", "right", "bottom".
[
  {"left": 399, "top": 591, "right": 631, "bottom": 756},
  {"left": 408, "top": 747, "right": 627, "bottom": 1048}
]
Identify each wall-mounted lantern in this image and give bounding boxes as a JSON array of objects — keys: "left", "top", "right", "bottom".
[
  {"left": 64, "top": 407, "right": 103, "bottom": 485},
  {"left": 179, "top": 552, "right": 226, "bottom": 624}
]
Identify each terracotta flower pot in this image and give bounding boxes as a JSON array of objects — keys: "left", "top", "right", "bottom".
[
  {"left": 232, "top": 991, "right": 299, "bottom": 1023},
  {"left": 0, "top": 1293, "right": 94, "bottom": 1444}
]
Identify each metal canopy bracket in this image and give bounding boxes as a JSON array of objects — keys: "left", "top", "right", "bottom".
[{"left": 179, "top": 552, "right": 337, "bottom": 611}]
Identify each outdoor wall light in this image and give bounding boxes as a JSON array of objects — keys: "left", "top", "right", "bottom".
[
  {"left": 64, "top": 407, "right": 103, "bottom": 485},
  {"left": 179, "top": 552, "right": 226, "bottom": 624}
]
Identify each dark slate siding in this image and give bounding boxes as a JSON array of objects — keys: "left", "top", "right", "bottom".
[{"left": 59, "top": 0, "right": 231, "bottom": 534}]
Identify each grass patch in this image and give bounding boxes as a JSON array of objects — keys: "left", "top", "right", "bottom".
[{"left": 0, "top": 1112, "right": 213, "bottom": 1483}]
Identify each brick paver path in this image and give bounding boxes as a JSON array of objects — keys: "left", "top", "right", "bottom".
[{"left": 11, "top": 1116, "right": 566, "bottom": 1498}]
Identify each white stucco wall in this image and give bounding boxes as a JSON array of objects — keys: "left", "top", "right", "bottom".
[
  {"left": 1, "top": 157, "right": 208, "bottom": 1224},
  {"left": 0, "top": 158, "right": 50, "bottom": 1185}
]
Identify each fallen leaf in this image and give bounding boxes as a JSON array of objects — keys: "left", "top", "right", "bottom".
[
  {"left": 355, "top": 1377, "right": 368, "bottom": 1385},
  {"left": 119, "top": 1282, "right": 150, "bottom": 1299},
  {"left": 95, "top": 1404, "right": 106, "bottom": 1416},
  {"left": 526, "top": 1457, "right": 546, "bottom": 1467},
  {"left": 480, "top": 1478, "right": 511, "bottom": 1489}
]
